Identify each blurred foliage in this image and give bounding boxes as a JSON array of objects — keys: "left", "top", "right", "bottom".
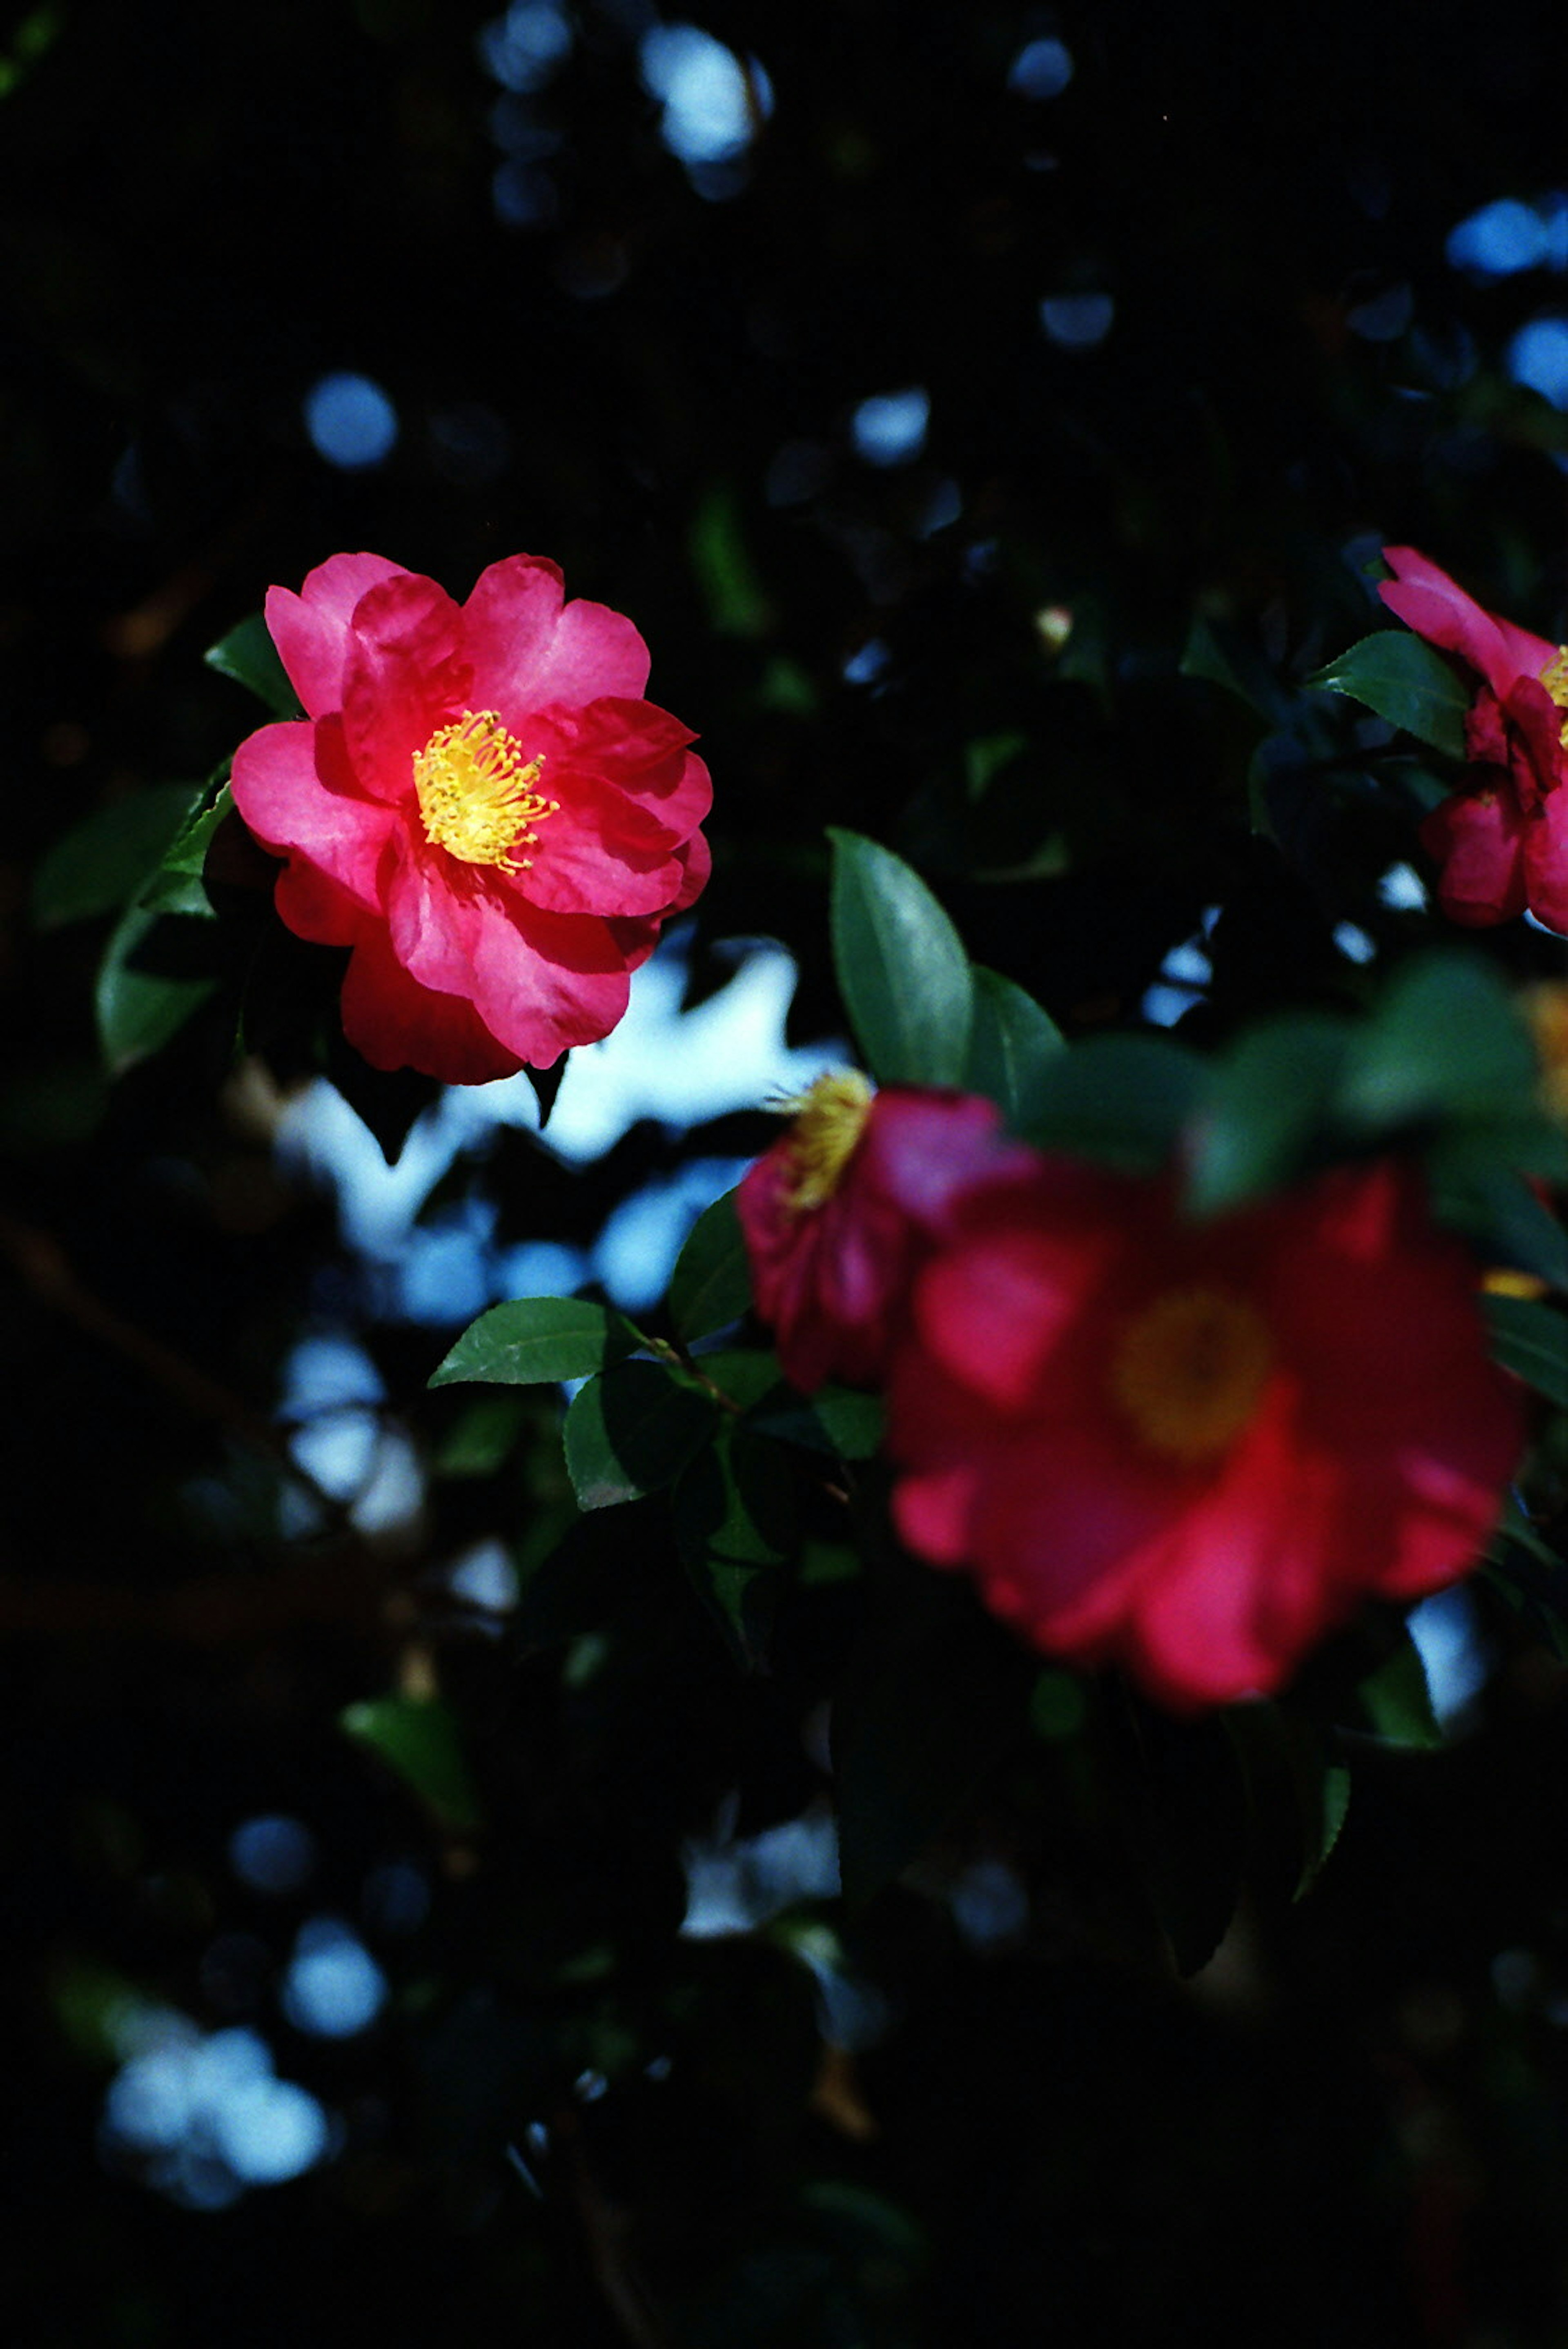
[{"left": 8, "top": 0, "right": 1568, "bottom": 2344}]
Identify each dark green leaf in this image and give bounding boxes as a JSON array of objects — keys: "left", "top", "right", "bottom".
[
  {"left": 689, "top": 1348, "right": 787, "bottom": 1412},
  {"left": 138, "top": 779, "right": 233, "bottom": 917},
  {"left": 340, "top": 1694, "right": 482, "bottom": 1833},
  {"left": 204, "top": 611, "right": 304, "bottom": 718},
  {"left": 431, "top": 1389, "right": 531, "bottom": 1478},
  {"left": 1311, "top": 630, "right": 1470, "bottom": 758},
  {"left": 673, "top": 1425, "right": 795, "bottom": 1665},
  {"left": 1016, "top": 1032, "right": 1206, "bottom": 1169},
  {"left": 1432, "top": 1163, "right": 1568, "bottom": 1291},
  {"left": 1225, "top": 1704, "right": 1351, "bottom": 1901},
  {"left": 1485, "top": 1293, "right": 1568, "bottom": 1408},
  {"left": 429, "top": 1297, "right": 645, "bottom": 1389},
  {"left": 95, "top": 904, "right": 218, "bottom": 1075},
  {"left": 1185, "top": 1014, "right": 1350, "bottom": 1214},
  {"left": 669, "top": 1187, "right": 752, "bottom": 1342},
  {"left": 564, "top": 1360, "right": 718, "bottom": 1509},
  {"left": 833, "top": 1607, "right": 1028, "bottom": 1906},
  {"left": 964, "top": 965, "right": 1065, "bottom": 1129},
  {"left": 753, "top": 1383, "right": 884, "bottom": 1459},
  {"left": 1125, "top": 1708, "right": 1249, "bottom": 1975},
  {"left": 1356, "top": 1629, "right": 1443, "bottom": 1749},
  {"left": 828, "top": 828, "right": 974, "bottom": 1086},
  {"left": 1337, "top": 953, "right": 1537, "bottom": 1128},
  {"left": 32, "top": 784, "right": 199, "bottom": 931},
  {"left": 1180, "top": 612, "right": 1287, "bottom": 723}
]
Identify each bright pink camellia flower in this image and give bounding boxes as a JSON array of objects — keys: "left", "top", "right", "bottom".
[
  {"left": 229, "top": 553, "right": 712, "bottom": 1083},
  {"left": 886, "top": 1153, "right": 1525, "bottom": 1712},
  {"left": 1379, "top": 544, "right": 1568, "bottom": 930},
  {"left": 737, "top": 1073, "right": 1032, "bottom": 1393}
]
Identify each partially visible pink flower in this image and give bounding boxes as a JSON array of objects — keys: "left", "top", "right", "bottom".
[
  {"left": 737, "top": 1074, "right": 1032, "bottom": 1392},
  {"left": 1379, "top": 544, "right": 1568, "bottom": 930},
  {"left": 229, "top": 553, "right": 712, "bottom": 1083},
  {"left": 886, "top": 1154, "right": 1525, "bottom": 1713}
]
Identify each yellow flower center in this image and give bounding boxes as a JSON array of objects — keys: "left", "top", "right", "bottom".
[
  {"left": 413, "top": 709, "right": 559, "bottom": 872},
  {"left": 1523, "top": 980, "right": 1568, "bottom": 1122},
  {"left": 1109, "top": 1284, "right": 1274, "bottom": 1466},
  {"left": 1540, "top": 646, "right": 1568, "bottom": 749},
  {"left": 777, "top": 1069, "right": 875, "bottom": 1211}
]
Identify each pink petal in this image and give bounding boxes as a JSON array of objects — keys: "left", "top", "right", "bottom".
[
  {"left": 1525, "top": 786, "right": 1568, "bottom": 933},
  {"left": 230, "top": 716, "right": 398, "bottom": 911},
  {"left": 264, "top": 554, "right": 410, "bottom": 718},
  {"left": 341, "top": 574, "right": 470, "bottom": 805},
  {"left": 1419, "top": 787, "right": 1529, "bottom": 924},
  {"left": 1379, "top": 545, "right": 1554, "bottom": 701},
  {"left": 339, "top": 928, "right": 526, "bottom": 1083},
  {"left": 462, "top": 554, "right": 651, "bottom": 711}
]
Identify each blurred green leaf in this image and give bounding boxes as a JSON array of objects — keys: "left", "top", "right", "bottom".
[
  {"left": 1485, "top": 1293, "right": 1568, "bottom": 1408},
  {"left": 204, "top": 612, "right": 304, "bottom": 717},
  {"left": 341, "top": 1693, "right": 482, "bottom": 1833},
  {"left": 1356, "top": 1629, "right": 1442, "bottom": 1748},
  {"left": 1185, "top": 1014, "right": 1350, "bottom": 1214},
  {"left": 1337, "top": 953, "right": 1537, "bottom": 1128},
  {"left": 431, "top": 1389, "right": 531, "bottom": 1478},
  {"left": 1311, "top": 630, "right": 1469, "bottom": 757},
  {"left": 1225, "top": 1703, "right": 1351, "bottom": 1901},
  {"left": 1180, "top": 612, "right": 1286, "bottom": 722},
  {"left": 32, "top": 783, "right": 199, "bottom": 931},
  {"left": 429, "top": 1297, "right": 645, "bottom": 1389},
  {"left": 964, "top": 966, "right": 1064, "bottom": 1129},
  {"left": 829, "top": 829, "right": 974, "bottom": 1086},
  {"left": 94, "top": 904, "right": 218, "bottom": 1075},
  {"left": 669, "top": 1187, "right": 751, "bottom": 1343},
  {"left": 690, "top": 482, "right": 773, "bottom": 638},
  {"left": 1017, "top": 1032, "right": 1205, "bottom": 1169},
  {"left": 1432, "top": 1163, "right": 1568, "bottom": 1290},
  {"left": 564, "top": 1360, "right": 718, "bottom": 1509}
]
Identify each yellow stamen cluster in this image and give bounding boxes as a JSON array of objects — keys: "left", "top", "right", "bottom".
[
  {"left": 1110, "top": 1284, "right": 1274, "bottom": 1466},
  {"left": 1540, "top": 646, "right": 1568, "bottom": 750},
  {"left": 414, "top": 709, "right": 558, "bottom": 872},
  {"left": 777, "top": 1069, "right": 875, "bottom": 1212}
]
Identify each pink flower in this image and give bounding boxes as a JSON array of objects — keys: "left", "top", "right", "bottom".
[
  {"left": 1379, "top": 544, "right": 1568, "bottom": 929},
  {"left": 229, "top": 553, "right": 712, "bottom": 1082},
  {"left": 886, "top": 1154, "right": 1525, "bottom": 1712},
  {"left": 737, "top": 1075, "right": 1032, "bottom": 1392}
]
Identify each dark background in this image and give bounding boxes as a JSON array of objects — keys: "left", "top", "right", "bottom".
[{"left": 3, "top": 0, "right": 1568, "bottom": 2341}]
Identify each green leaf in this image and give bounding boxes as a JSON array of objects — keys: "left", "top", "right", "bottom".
[
  {"left": 429, "top": 1297, "right": 645, "bottom": 1389},
  {"left": 138, "top": 779, "right": 234, "bottom": 918},
  {"left": 1180, "top": 612, "right": 1286, "bottom": 723},
  {"left": 1185, "top": 1014, "right": 1350, "bottom": 1214},
  {"left": 828, "top": 829, "right": 974, "bottom": 1086},
  {"left": 340, "top": 1693, "right": 482, "bottom": 1833},
  {"left": 1337, "top": 952, "right": 1537, "bottom": 1129},
  {"left": 204, "top": 612, "right": 304, "bottom": 717},
  {"left": 673, "top": 1425, "right": 795, "bottom": 1665},
  {"left": 690, "top": 481, "right": 773, "bottom": 639},
  {"left": 688, "top": 1348, "right": 786, "bottom": 1412},
  {"left": 1124, "top": 1708, "right": 1248, "bottom": 1975},
  {"left": 94, "top": 904, "right": 218, "bottom": 1075},
  {"left": 31, "top": 784, "right": 200, "bottom": 931},
  {"left": 1485, "top": 1293, "right": 1568, "bottom": 1408},
  {"left": 1356, "top": 1629, "right": 1443, "bottom": 1749},
  {"left": 753, "top": 1383, "right": 884, "bottom": 1460},
  {"left": 563, "top": 1360, "right": 718, "bottom": 1509},
  {"left": 1017, "top": 1032, "right": 1206, "bottom": 1169},
  {"left": 963, "top": 965, "right": 1065, "bottom": 1129},
  {"left": 668, "top": 1187, "right": 752, "bottom": 1343},
  {"left": 1311, "top": 630, "right": 1470, "bottom": 758}
]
